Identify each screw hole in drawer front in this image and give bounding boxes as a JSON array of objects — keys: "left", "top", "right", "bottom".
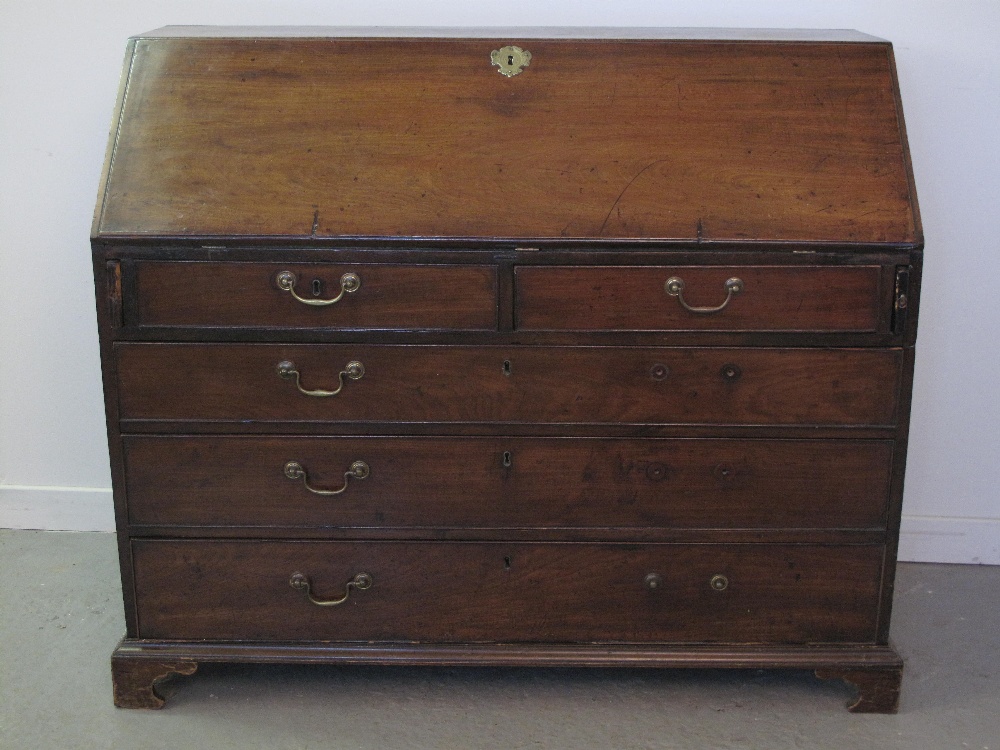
[
  {"left": 720, "top": 363, "right": 742, "bottom": 381},
  {"left": 710, "top": 574, "right": 729, "bottom": 592},
  {"left": 644, "top": 462, "right": 669, "bottom": 482},
  {"left": 712, "top": 463, "right": 740, "bottom": 483},
  {"left": 649, "top": 363, "right": 670, "bottom": 381}
]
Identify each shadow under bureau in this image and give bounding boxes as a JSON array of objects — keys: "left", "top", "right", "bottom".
[{"left": 92, "top": 27, "right": 922, "bottom": 712}]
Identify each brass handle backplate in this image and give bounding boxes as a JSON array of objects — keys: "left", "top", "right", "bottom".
[
  {"left": 276, "top": 360, "right": 364, "bottom": 397},
  {"left": 665, "top": 276, "right": 744, "bottom": 314},
  {"left": 289, "top": 572, "right": 373, "bottom": 607},
  {"left": 284, "top": 460, "right": 370, "bottom": 496},
  {"left": 276, "top": 270, "right": 360, "bottom": 306}
]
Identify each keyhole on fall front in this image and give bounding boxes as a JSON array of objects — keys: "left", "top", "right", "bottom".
[
  {"left": 507, "top": 55, "right": 515, "bottom": 66},
  {"left": 504, "top": 556, "right": 512, "bottom": 570},
  {"left": 311, "top": 279, "right": 322, "bottom": 297},
  {"left": 503, "top": 360, "right": 512, "bottom": 376},
  {"left": 503, "top": 451, "right": 512, "bottom": 468}
]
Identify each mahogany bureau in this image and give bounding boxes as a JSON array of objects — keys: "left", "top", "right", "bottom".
[{"left": 92, "top": 27, "right": 922, "bottom": 712}]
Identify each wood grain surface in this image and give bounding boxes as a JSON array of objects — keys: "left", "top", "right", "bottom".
[
  {"left": 115, "top": 343, "right": 902, "bottom": 426},
  {"left": 123, "top": 435, "right": 893, "bottom": 529},
  {"left": 97, "top": 38, "right": 916, "bottom": 244},
  {"left": 516, "top": 265, "right": 883, "bottom": 331},
  {"left": 131, "top": 540, "right": 883, "bottom": 643},
  {"left": 132, "top": 261, "right": 498, "bottom": 329}
]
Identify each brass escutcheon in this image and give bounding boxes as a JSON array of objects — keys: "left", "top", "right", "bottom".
[{"left": 491, "top": 45, "right": 532, "bottom": 77}]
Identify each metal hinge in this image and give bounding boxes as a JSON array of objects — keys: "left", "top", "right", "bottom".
[{"left": 892, "top": 266, "right": 911, "bottom": 335}]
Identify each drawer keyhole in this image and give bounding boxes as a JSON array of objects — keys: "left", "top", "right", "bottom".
[
  {"left": 311, "top": 278, "right": 322, "bottom": 297},
  {"left": 502, "top": 451, "right": 512, "bottom": 468},
  {"left": 503, "top": 359, "right": 512, "bottom": 376},
  {"left": 504, "top": 556, "right": 512, "bottom": 570}
]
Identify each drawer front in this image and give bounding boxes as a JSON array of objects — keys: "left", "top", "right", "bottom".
[
  {"left": 124, "top": 436, "right": 892, "bottom": 529},
  {"left": 116, "top": 344, "right": 902, "bottom": 426},
  {"left": 132, "top": 540, "right": 882, "bottom": 643},
  {"left": 130, "top": 262, "right": 498, "bottom": 330},
  {"left": 516, "top": 265, "right": 882, "bottom": 332}
]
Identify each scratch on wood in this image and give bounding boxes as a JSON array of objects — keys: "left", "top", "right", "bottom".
[
  {"left": 598, "top": 159, "right": 670, "bottom": 236},
  {"left": 696, "top": 218, "right": 703, "bottom": 242},
  {"left": 311, "top": 208, "right": 319, "bottom": 236}
]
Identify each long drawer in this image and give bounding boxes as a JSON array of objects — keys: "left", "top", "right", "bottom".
[
  {"left": 124, "top": 436, "right": 893, "bottom": 529},
  {"left": 115, "top": 344, "right": 902, "bottom": 426},
  {"left": 516, "top": 265, "right": 884, "bottom": 332},
  {"left": 128, "top": 261, "right": 499, "bottom": 330},
  {"left": 132, "top": 540, "right": 883, "bottom": 643}
]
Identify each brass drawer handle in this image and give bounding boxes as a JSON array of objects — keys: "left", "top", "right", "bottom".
[
  {"left": 665, "top": 276, "right": 744, "bottom": 314},
  {"left": 276, "top": 270, "right": 360, "bottom": 306},
  {"left": 284, "top": 460, "right": 370, "bottom": 496},
  {"left": 276, "top": 360, "right": 364, "bottom": 397},
  {"left": 289, "top": 572, "right": 373, "bottom": 607}
]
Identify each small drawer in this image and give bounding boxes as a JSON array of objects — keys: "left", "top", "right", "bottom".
[
  {"left": 128, "top": 261, "right": 498, "bottom": 330},
  {"left": 116, "top": 344, "right": 902, "bottom": 427},
  {"left": 515, "top": 265, "right": 883, "bottom": 332},
  {"left": 124, "top": 436, "right": 892, "bottom": 529},
  {"left": 132, "top": 540, "right": 882, "bottom": 643}
]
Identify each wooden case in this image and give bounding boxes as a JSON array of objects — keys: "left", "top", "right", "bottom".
[{"left": 93, "top": 27, "right": 921, "bottom": 712}]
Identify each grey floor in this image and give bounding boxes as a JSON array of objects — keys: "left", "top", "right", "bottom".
[{"left": 0, "top": 530, "right": 997, "bottom": 750}]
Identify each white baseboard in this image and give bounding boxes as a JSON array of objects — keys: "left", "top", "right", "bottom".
[
  {"left": 898, "top": 515, "right": 1000, "bottom": 565},
  {"left": 0, "top": 485, "right": 115, "bottom": 532},
  {"left": 2, "top": 486, "right": 998, "bottom": 564}
]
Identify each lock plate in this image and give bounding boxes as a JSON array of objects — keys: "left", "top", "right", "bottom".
[{"left": 491, "top": 46, "right": 531, "bottom": 77}]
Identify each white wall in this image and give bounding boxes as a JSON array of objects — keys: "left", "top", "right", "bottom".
[{"left": 1, "top": 1, "right": 998, "bottom": 563}]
